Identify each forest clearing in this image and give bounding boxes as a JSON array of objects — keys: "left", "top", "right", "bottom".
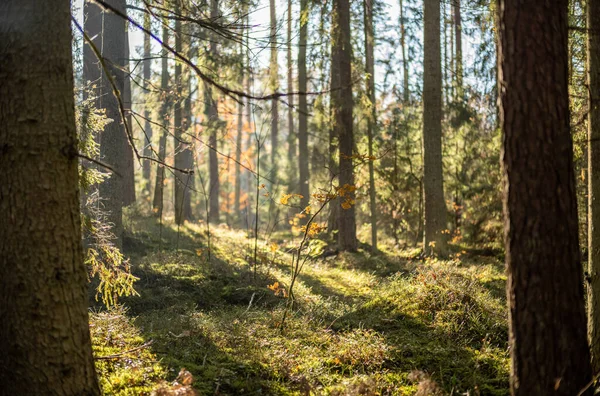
[
  {"left": 90, "top": 215, "right": 508, "bottom": 395},
  {"left": 1, "top": 0, "right": 599, "bottom": 394}
]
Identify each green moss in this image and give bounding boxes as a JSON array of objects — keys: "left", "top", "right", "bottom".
[{"left": 90, "top": 215, "right": 509, "bottom": 395}]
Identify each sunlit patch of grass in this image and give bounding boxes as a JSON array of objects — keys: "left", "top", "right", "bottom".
[
  {"left": 90, "top": 307, "right": 167, "bottom": 395},
  {"left": 92, "top": 214, "right": 509, "bottom": 395}
]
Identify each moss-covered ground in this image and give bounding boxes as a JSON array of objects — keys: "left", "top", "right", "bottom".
[{"left": 90, "top": 215, "right": 509, "bottom": 395}]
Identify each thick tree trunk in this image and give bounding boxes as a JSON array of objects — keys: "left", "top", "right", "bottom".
[
  {"left": 98, "top": 0, "right": 128, "bottom": 246},
  {"left": 499, "top": 0, "right": 593, "bottom": 394},
  {"left": 332, "top": 0, "right": 357, "bottom": 251},
  {"left": 298, "top": 0, "right": 310, "bottom": 213},
  {"left": 0, "top": 1, "right": 100, "bottom": 393},
  {"left": 153, "top": 25, "right": 170, "bottom": 217},
  {"left": 364, "top": 0, "right": 378, "bottom": 251},
  {"left": 588, "top": 0, "right": 600, "bottom": 374},
  {"left": 142, "top": 12, "right": 153, "bottom": 190},
  {"left": 422, "top": 0, "right": 448, "bottom": 256}
]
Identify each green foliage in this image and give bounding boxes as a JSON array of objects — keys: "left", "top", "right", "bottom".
[
  {"left": 76, "top": 87, "right": 138, "bottom": 308},
  {"left": 90, "top": 215, "right": 509, "bottom": 395}
]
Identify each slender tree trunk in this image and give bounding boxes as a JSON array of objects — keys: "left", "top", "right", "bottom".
[
  {"left": 122, "top": 21, "right": 136, "bottom": 207},
  {"left": 332, "top": 0, "right": 357, "bottom": 251},
  {"left": 298, "top": 0, "right": 310, "bottom": 213},
  {"left": 499, "top": 0, "right": 593, "bottom": 394},
  {"left": 174, "top": 3, "right": 193, "bottom": 224},
  {"left": 207, "top": 0, "right": 221, "bottom": 224},
  {"left": 287, "top": 0, "right": 297, "bottom": 194},
  {"left": 153, "top": 25, "right": 170, "bottom": 216},
  {"left": 142, "top": 12, "right": 153, "bottom": 192},
  {"left": 235, "top": 39, "right": 244, "bottom": 224},
  {"left": 588, "top": 0, "right": 600, "bottom": 374},
  {"left": 422, "top": 0, "right": 447, "bottom": 256},
  {"left": 399, "top": 0, "right": 409, "bottom": 102},
  {"left": 269, "top": 0, "right": 280, "bottom": 223},
  {"left": 364, "top": 0, "right": 378, "bottom": 251},
  {"left": 453, "top": 0, "right": 463, "bottom": 97},
  {"left": 0, "top": 1, "right": 100, "bottom": 393}
]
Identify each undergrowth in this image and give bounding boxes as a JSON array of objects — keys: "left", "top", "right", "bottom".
[{"left": 89, "top": 214, "right": 509, "bottom": 395}]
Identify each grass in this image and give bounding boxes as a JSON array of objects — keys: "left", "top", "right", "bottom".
[{"left": 89, "top": 214, "right": 509, "bottom": 395}]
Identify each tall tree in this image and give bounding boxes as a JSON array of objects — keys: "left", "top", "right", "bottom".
[
  {"left": 298, "top": 0, "right": 310, "bottom": 214},
  {"left": 422, "top": 0, "right": 447, "bottom": 256},
  {"left": 452, "top": 0, "right": 463, "bottom": 98},
  {"left": 0, "top": 0, "right": 100, "bottom": 393},
  {"left": 269, "top": 0, "right": 280, "bottom": 222},
  {"left": 95, "top": 0, "right": 129, "bottom": 246},
  {"left": 142, "top": 12, "right": 153, "bottom": 190},
  {"left": 174, "top": 1, "right": 193, "bottom": 225},
  {"left": 399, "top": 0, "right": 409, "bottom": 102},
  {"left": 153, "top": 24, "right": 170, "bottom": 217},
  {"left": 122, "top": 21, "right": 136, "bottom": 207},
  {"left": 498, "top": 0, "right": 592, "bottom": 394},
  {"left": 332, "top": 0, "right": 357, "bottom": 251},
  {"left": 287, "top": 0, "right": 297, "bottom": 193},
  {"left": 235, "top": 38, "right": 244, "bottom": 224},
  {"left": 364, "top": 0, "right": 378, "bottom": 251},
  {"left": 588, "top": 0, "right": 600, "bottom": 373},
  {"left": 206, "top": 0, "right": 221, "bottom": 224}
]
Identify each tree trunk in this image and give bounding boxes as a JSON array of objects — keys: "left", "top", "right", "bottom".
[
  {"left": 98, "top": 0, "right": 128, "bottom": 247},
  {"left": 153, "top": 24, "right": 170, "bottom": 217},
  {"left": 298, "top": 0, "right": 310, "bottom": 213},
  {"left": 588, "top": 0, "right": 600, "bottom": 374},
  {"left": 269, "top": 0, "right": 280, "bottom": 224},
  {"left": 235, "top": 38, "right": 244, "bottom": 225},
  {"left": 499, "top": 0, "right": 593, "bottom": 394},
  {"left": 287, "top": 0, "right": 297, "bottom": 194},
  {"left": 364, "top": 0, "right": 377, "bottom": 251},
  {"left": 206, "top": 0, "right": 221, "bottom": 224},
  {"left": 122, "top": 20, "right": 136, "bottom": 207},
  {"left": 0, "top": 1, "right": 101, "bottom": 393},
  {"left": 142, "top": 12, "right": 153, "bottom": 191},
  {"left": 399, "top": 0, "right": 409, "bottom": 102},
  {"left": 332, "top": 0, "right": 357, "bottom": 251},
  {"left": 453, "top": 0, "right": 463, "bottom": 98},
  {"left": 174, "top": 4, "right": 193, "bottom": 225},
  {"left": 422, "top": 0, "right": 447, "bottom": 256}
]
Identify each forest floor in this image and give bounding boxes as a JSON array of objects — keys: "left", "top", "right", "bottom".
[{"left": 89, "top": 214, "right": 509, "bottom": 395}]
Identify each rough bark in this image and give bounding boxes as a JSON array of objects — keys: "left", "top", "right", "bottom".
[
  {"left": 332, "top": 0, "right": 357, "bottom": 251},
  {"left": 364, "top": 0, "right": 378, "bottom": 251},
  {"left": 498, "top": 0, "right": 593, "bottom": 394},
  {"left": 97, "top": 0, "right": 128, "bottom": 246},
  {"left": 422, "top": 0, "right": 448, "bottom": 256},
  {"left": 0, "top": 1, "right": 101, "bottom": 393},
  {"left": 142, "top": 12, "right": 153, "bottom": 189},
  {"left": 588, "top": 0, "right": 600, "bottom": 374},
  {"left": 153, "top": 25, "right": 170, "bottom": 217},
  {"left": 298, "top": 0, "right": 310, "bottom": 212}
]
